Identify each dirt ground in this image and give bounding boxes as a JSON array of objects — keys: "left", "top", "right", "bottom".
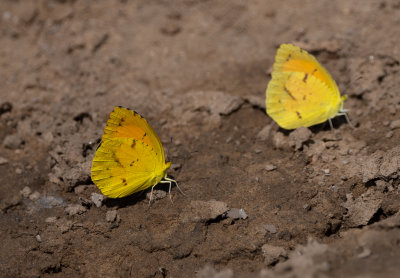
[{"left": 1, "top": 0, "right": 400, "bottom": 277}]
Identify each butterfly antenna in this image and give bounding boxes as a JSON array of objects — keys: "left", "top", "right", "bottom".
[
  {"left": 337, "top": 111, "right": 355, "bottom": 129},
  {"left": 166, "top": 177, "right": 186, "bottom": 196},
  {"left": 343, "top": 112, "right": 355, "bottom": 129}
]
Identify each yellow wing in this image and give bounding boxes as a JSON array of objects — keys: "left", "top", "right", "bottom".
[
  {"left": 266, "top": 44, "right": 345, "bottom": 129},
  {"left": 102, "top": 106, "right": 165, "bottom": 165},
  {"left": 272, "top": 44, "right": 340, "bottom": 97},
  {"left": 91, "top": 137, "right": 169, "bottom": 198}
]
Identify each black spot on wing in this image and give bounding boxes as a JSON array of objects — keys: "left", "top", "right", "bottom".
[
  {"left": 284, "top": 87, "right": 296, "bottom": 100},
  {"left": 302, "top": 73, "right": 308, "bottom": 83},
  {"left": 121, "top": 178, "right": 128, "bottom": 186},
  {"left": 296, "top": 111, "right": 302, "bottom": 119}
]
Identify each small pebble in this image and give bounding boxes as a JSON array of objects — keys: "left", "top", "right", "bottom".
[
  {"left": 357, "top": 247, "right": 371, "bottom": 258},
  {"left": 106, "top": 210, "right": 118, "bottom": 222},
  {"left": 36, "top": 234, "right": 42, "bottom": 243},
  {"left": 264, "top": 224, "right": 277, "bottom": 234},
  {"left": 91, "top": 193, "right": 104, "bottom": 208},
  {"left": 303, "top": 204, "right": 311, "bottom": 210},
  {"left": 385, "top": 131, "right": 394, "bottom": 138},
  {"left": 324, "top": 169, "right": 330, "bottom": 175},
  {"left": 65, "top": 204, "right": 87, "bottom": 215},
  {"left": 45, "top": 216, "right": 57, "bottom": 223},
  {"left": 265, "top": 164, "right": 277, "bottom": 171},
  {"left": 29, "top": 191, "right": 41, "bottom": 201},
  {"left": 15, "top": 168, "right": 22, "bottom": 174},
  {"left": 390, "top": 119, "right": 400, "bottom": 130},
  {"left": 74, "top": 185, "right": 87, "bottom": 194},
  {"left": 0, "top": 157, "right": 8, "bottom": 165},
  {"left": 174, "top": 140, "right": 181, "bottom": 146},
  {"left": 3, "top": 134, "right": 24, "bottom": 149},
  {"left": 20, "top": 186, "right": 32, "bottom": 198}
]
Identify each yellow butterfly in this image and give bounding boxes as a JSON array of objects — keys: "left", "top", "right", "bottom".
[
  {"left": 91, "top": 106, "right": 180, "bottom": 199},
  {"left": 266, "top": 43, "right": 350, "bottom": 130}
]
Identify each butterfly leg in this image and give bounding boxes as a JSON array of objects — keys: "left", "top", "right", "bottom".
[
  {"left": 328, "top": 118, "right": 334, "bottom": 130},
  {"left": 159, "top": 180, "right": 173, "bottom": 203},
  {"left": 148, "top": 184, "right": 156, "bottom": 205},
  {"left": 165, "top": 177, "right": 185, "bottom": 196}
]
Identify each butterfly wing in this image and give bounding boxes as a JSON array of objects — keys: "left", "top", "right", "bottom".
[
  {"left": 272, "top": 44, "right": 340, "bottom": 97},
  {"left": 266, "top": 44, "right": 343, "bottom": 129},
  {"left": 102, "top": 106, "right": 165, "bottom": 165},
  {"left": 267, "top": 71, "right": 341, "bottom": 129},
  {"left": 91, "top": 137, "right": 166, "bottom": 198}
]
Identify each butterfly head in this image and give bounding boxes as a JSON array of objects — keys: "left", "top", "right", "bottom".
[{"left": 153, "top": 161, "right": 171, "bottom": 182}]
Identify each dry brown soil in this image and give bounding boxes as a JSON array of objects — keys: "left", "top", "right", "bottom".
[{"left": 1, "top": 1, "right": 400, "bottom": 277}]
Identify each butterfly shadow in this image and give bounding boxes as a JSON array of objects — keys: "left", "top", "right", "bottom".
[
  {"left": 103, "top": 192, "right": 147, "bottom": 209},
  {"left": 102, "top": 183, "right": 174, "bottom": 209},
  {"left": 309, "top": 115, "right": 351, "bottom": 133}
]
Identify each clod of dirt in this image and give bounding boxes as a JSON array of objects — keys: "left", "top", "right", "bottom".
[
  {"left": 29, "top": 191, "right": 41, "bottom": 201},
  {"left": 257, "top": 124, "right": 272, "bottom": 141},
  {"left": 227, "top": 208, "right": 248, "bottom": 220},
  {"left": 196, "top": 265, "right": 234, "bottom": 278},
  {"left": 74, "top": 185, "right": 87, "bottom": 195},
  {"left": 62, "top": 161, "right": 91, "bottom": 191},
  {"left": 288, "top": 127, "right": 313, "bottom": 150},
  {"left": 361, "top": 146, "right": 400, "bottom": 182},
  {"left": 106, "top": 210, "right": 119, "bottom": 223},
  {"left": 244, "top": 94, "right": 265, "bottom": 110},
  {"left": 173, "top": 91, "right": 244, "bottom": 129},
  {"left": 146, "top": 189, "right": 167, "bottom": 201},
  {"left": 190, "top": 91, "right": 244, "bottom": 115},
  {"left": 263, "top": 238, "right": 329, "bottom": 278},
  {"left": 20, "top": 186, "right": 32, "bottom": 198},
  {"left": 180, "top": 200, "right": 229, "bottom": 223},
  {"left": 0, "top": 157, "right": 8, "bottom": 165},
  {"left": 347, "top": 57, "right": 386, "bottom": 98},
  {"left": 58, "top": 220, "right": 73, "bottom": 234},
  {"left": 2, "top": 133, "right": 24, "bottom": 149},
  {"left": 0, "top": 194, "right": 22, "bottom": 213},
  {"left": 272, "top": 132, "right": 290, "bottom": 149},
  {"left": 261, "top": 244, "right": 288, "bottom": 265},
  {"left": 91, "top": 192, "right": 104, "bottom": 207},
  {"left": 342, "top": 189, "right": 382, "bottom": 227},
  {"left": 64, "top": 204, "right": 87, "bottom": 215}
]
